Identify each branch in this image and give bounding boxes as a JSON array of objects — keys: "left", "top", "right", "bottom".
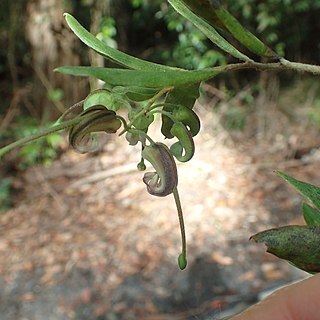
[
  {"left": 213, "top": 58, "right": 320, "bottom": 75},
  {"left": 0, "top": 117, "right": 83, "bottom": 158}
]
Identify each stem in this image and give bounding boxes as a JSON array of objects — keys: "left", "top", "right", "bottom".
[
  {"left": 145, "top": 86, "right": 174, "bottom": 108},
  {"left": 0, "top": 117, "right": 83, "bottom": 157},
  {"left": 149, "top": 109, "right": 176, "bottom": 122},
  {"left": 119, "top": 87, "right": 173, "bottom": 135},
  {"left": 112, "top": 58, "right": 320, "bottom": 137},
  {"left": 148, "top": 102, "right": 182, "bottom": 112},
  {"left": 279, "top": 58, "right": 320, "bottom": 75},
  {"left": 173, "top": 187, "right": 187, "bottom": 270},
  {"left": 211, "top": 59, "right": 320, "bottom": 75},
  {"left": 128, "top": 128, "right": 156, "bottom": 145}
]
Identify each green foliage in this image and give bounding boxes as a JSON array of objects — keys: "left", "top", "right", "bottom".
[
  {"left": 56, "top": 65, "right": 221, "bottom": 87},
  {"left": 303, "top": 203, "right": 320, "bottom": 226},
  {"left": 168, "top": 0, "right": 253, "bottom": 61},
  {"left": 179, "top": 0, "right": 275, "bottom": 58},
  {"left": 2, "top": 1, "right": 320, "bottom": 271},
  {"left": 162, "top": 26, "right": 226, "bottom": 69},
  {"left": 276, "top": 171, "right": 320, "bottom": 209},
  {"left": 226, "top": 0, "right": 320, "bottom": 58},
  {"left": 128, "top": 0, "right": 320, "bottom": 66},
  {"left": 11, "top": 118, "right": 63, "bottom": 169},
  {"left": 252, "top": 172, "right": 320, "bottom": 273},
  {"left": 129, "top": 0, "right": 227, "bottom": 69},
  {"left": 18, "top": 133, "right": 62, "bottom": 169},
  {"left": 251, "top": 225, "right": 320, "bottom": 274}
]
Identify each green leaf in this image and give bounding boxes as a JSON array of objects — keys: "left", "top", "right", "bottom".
[
  {"left": 179, "top": 0, "right": 227, "bottom": 31},
  {"left": 303, "top": 202, "right": 320, "bottom": 226},
  {"left": 167, "top": 83, "right": 200, "bottom": 110},
  {"left": 84, "top": 89, "right": 131, "bottom": 112},
  {"left": 276, "top": 171, "right": 320, "bottom": 210},
  {"left": 168, "top": 0, "right": 251, "bottom": 62},
  {"left": 122, "top": 86, "right": 161, "bottom": 102},
  {"left": 64, "top": 13, "right": 178, "bottom": 71},
  {"left": 251, "top": 225, "right": 320, "bottom": 273},
  {"left": 180, "top": 0, "right": 275, "bottom": 58},
  {"left": 55, "top": 66, "right": 222, "bottom": 88},
  {"left": 111, "top": 86, "right": 161, "bottom": 102},
  {"left": 212, "top": 5, "right": 276, "bottom": 58},
  {"left": 132, "top": 114, "right": 154, "bottom": 130}
]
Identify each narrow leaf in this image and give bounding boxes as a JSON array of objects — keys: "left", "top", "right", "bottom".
[
  {"left": 251, "top": 225, "right": 320, "bottom": 273},
  {"left": 213, "top": 6, "right": 276, "bottom": 58},
  {"left": 55, "top": 66, "right": 221, "bottom": 88},
  {"left": 168, "top": 0, "right": 252, "bottom": 62},
  {"left": 113, "top": 86, "right": 161, "bottom": 102},
  {"left": 179, "top": 0, "right": 226, "bottom": 30},
  {"left": 303, "top": 202, "right": 320, "bottom": 226},
  {"left": 64, "top": 13, "right": 178, "bottom": 72},
  {"left": 276, "top": 171, "right": 320, "bottom": 210},
  {"left": 180, "top": 0, "right": 275, "bottom": 58}
]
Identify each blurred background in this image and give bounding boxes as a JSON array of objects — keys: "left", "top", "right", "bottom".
[{"left": 1, "top": 0, "right": 320, "bottom": 319}]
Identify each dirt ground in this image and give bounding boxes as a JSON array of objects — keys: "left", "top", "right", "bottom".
[{"left": 1, "top": 97, "right": 319, "bottom": 320}]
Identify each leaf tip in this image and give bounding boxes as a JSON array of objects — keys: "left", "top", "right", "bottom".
[
  {"left": 249, "top": 233, "right": 260, "bottom": 242},
  {"left": 275, "top": 170, "right": 284, "bottom": 177},
  {"left": 53, "top": 67, "right": 65, "bottom": 74},
  {"left": 275, "top": 170, "right": 290, "bottom": 182}
]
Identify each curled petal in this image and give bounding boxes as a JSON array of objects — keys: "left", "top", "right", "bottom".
[
  {"left": 172, "top": 106, "right": 201, "bottom": 137},
  {"left": 142, "top": 143, "right": 178, "bottom": 197},
  {"left": 69, "top": 106, "right": 121, "bottom": 153},
  {"left": 170, "top": 122, "right": 195, "bottom": 162},
  {"left": 143, "top": 172, "right": 160, "bottom": 189}
]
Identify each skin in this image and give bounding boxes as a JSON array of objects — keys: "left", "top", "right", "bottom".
[{"left": 231, "top": 273, "right": 320, "bottom": 320}]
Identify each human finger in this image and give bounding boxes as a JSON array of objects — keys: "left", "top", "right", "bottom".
[{"left": 230, "top": 273, "right": 320, "bottom": 320}]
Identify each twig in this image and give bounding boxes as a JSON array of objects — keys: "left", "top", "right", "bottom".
[
  {"left": 212, "top": 59, "right": 320, "bottom": 75},
  {"left": 0, "top": 117, "right": 83, "bottom": 157}
]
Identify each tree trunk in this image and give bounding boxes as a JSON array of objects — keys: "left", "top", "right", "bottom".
[{"left": 25, "top": 0, "right": 86, "bottom": 120}]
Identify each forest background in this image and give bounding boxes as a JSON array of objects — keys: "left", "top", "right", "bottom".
[
  {"left": 1, "top": 0, "right": 320, "bottom": 173},
  {"left": 1, "top": 0, "right": 320, "bottom": 319}
]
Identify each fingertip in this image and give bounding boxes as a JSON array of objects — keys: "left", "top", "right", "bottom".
[{"left": 230, "top": 274, "right": 320, "bottom": 320}]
